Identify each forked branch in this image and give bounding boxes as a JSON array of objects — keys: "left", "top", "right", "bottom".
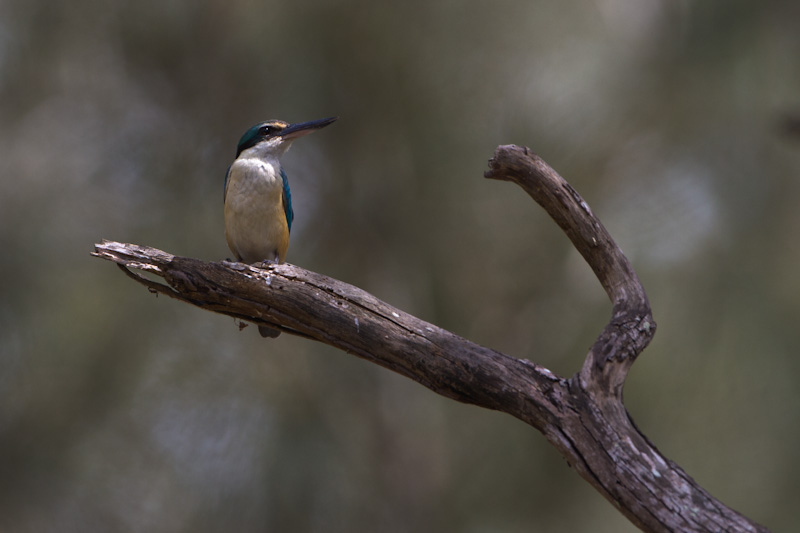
[{"left": 92, "top": 145, "right": 767, "bottom": 532}]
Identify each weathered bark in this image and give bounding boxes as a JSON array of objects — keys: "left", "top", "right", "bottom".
[{"left": 92, "top": 145, "right": 768, "bottom": 532}]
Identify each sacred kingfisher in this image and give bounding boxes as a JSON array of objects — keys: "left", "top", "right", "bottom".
[{"left": 224, "top": 116, "right": 337, "bottom": 337}]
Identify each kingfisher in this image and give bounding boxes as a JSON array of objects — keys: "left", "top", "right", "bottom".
[{"left": 224, "top": 116, "right": 337, "bottom": 337}]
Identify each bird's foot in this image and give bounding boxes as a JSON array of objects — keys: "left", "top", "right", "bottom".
[{"left": 258, "top": 325, "right": 281, "bottom": 338}]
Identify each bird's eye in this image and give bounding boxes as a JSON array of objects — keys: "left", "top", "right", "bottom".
[{"left": 260, "top": 125, "right": 273, "bottom": 135}]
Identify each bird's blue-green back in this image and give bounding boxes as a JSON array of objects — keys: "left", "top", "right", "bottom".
[{"left": 280, "top": 167, "right": 293, "bottom": 232}]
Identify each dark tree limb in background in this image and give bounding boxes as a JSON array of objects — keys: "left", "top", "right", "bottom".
[{"left": 92, "top": 145, "right": 768, "bottom": 533}]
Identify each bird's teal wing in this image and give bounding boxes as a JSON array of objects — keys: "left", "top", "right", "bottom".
[{"left": 280, "top": 168, "right": 294, "bottom": 232}]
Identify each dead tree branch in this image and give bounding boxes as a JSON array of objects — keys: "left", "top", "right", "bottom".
[{"left": 91, "top": 145, "right": 768, "bottom": 532}]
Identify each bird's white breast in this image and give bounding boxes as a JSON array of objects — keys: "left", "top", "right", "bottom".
[{"left": 224, "top": 157, "right": 289, "bottom": 263}]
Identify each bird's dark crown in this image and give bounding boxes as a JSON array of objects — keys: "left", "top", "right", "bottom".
[{"left": 236, "top": 120, "right": 290, "bottom": 157}]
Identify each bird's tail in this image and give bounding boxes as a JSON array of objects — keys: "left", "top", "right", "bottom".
[{"left": 258, "top": 325, "right": 281, "bottom": 338}]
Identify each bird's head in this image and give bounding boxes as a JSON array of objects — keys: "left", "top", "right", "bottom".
[{"left": 236, "top": 116, "right": 337, "bottom": 159}]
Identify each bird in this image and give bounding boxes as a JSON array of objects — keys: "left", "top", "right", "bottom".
[{"left": 224, "top": 116, "right": 337, "bottom": 337}]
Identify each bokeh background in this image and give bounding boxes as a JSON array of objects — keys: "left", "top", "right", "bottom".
[{"left": 1, "top": 0, "right": 798, "bottom": 531}]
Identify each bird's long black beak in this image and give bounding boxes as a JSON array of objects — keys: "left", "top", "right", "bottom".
[{"left": 281, "top": 116, "right": 338, "bottom": 140}]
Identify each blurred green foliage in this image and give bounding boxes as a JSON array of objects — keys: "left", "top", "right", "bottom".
[{"left": 1, "top": 0, "right": 798, "bottom": 531}]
